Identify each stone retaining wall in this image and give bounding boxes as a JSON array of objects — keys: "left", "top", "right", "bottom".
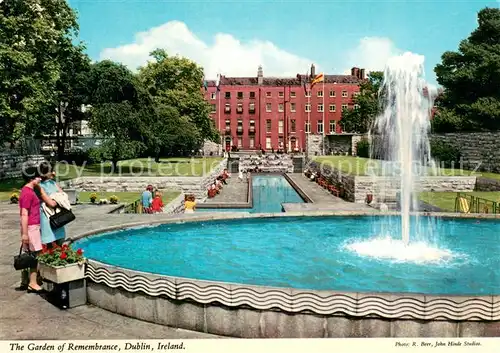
[
  {"left": 475, "top": 177, "right": 500, "bottom": 192},
  {"left": 163, "top": 194, "right": 185, "bottom": 214},
  {"left": 61, "top": 159, "right": 228, "bottom": 200},
  {"left": 307, "top": 160, "right": 476, "bottom": 203},
  {"left": 0, "top": 154, "right": 46, "bottom": 179}
]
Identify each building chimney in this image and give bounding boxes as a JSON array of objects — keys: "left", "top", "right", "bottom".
[
  {"left": 359, "top": 68, "right": 365, "bottom": 79},
  {"left": 257, "top": 65, "right": 263, "bottom": 85},
  {"left": 310, "top": 64, "right": 316, "bottom": 78},
  {"left": 351, "top": 67, "right": 360, "bottom": 78}
]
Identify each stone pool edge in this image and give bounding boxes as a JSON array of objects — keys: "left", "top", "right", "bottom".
[{"left": 73, "top": 211, "right": 500, "bottom": 338}]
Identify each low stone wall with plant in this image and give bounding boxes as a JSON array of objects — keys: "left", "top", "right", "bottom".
[
  {"left": 307, "top": 160, "right": 476, "bottom": 203},
  {"left": 0, "top": 153, "right": 46, "bottom": 179},
  {"left": 163, "top": 193, "right": 185, "bottom": 214},
  {"left": 61, "top": 159, "right": 228, "bottom": 199}
]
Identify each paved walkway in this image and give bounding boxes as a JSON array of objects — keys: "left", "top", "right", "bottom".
[
  {"left": 204, "top": 177, "right": 248, "bottom": 204},
  {"left": 285, "top": 174, "right": 377, "bottom": 212},
  {"left": 0, "top": 203, "right": 222, "bottom": 339}
]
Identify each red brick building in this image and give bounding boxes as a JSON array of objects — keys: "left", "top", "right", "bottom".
[{"left": 204, "top": 64, "right": 365, "bottom": 152}]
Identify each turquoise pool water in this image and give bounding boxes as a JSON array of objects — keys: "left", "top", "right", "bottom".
[
  {"left": 75, "top": 215, "right": 500, "bottom": 295},
  {"left": 198, "top": 175, "right": 304, "bottom": 213}
]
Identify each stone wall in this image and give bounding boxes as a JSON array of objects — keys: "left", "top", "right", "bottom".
[
  {"left": 476, "top": 177, "right": 500, "bottom": 192},
  {"left": 0, "top": 153, "right": 46, "bottom": 180},
  {"left": 430, "top": 132, "right": 500, "bottom": 172},
  {"left": 163, "top": 193, "right": 185, "bottom": 214},
  {"left": 61, "top": 159, "right": 228, "bottom": 200},
  {"left": 307, "top": 160, "right": 476, "bottom": 203},
  {"left": 307, "top": 134, "right": 364, "bottom": 156}
]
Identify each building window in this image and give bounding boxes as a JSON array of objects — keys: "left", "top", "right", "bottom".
[
  {"left": 278, "top": 136, "right": 284, "bottom": 148},
  {"left": 210, "top": 104, "right": 216, "bottom": 113},
  {"left": 317, "top": 104, "right": 324, "bottom": 112},
  {"left": 266, "top": 92, "right": 272, "bottom": 98},
  {"left": 317, "top": 90, "right": 323, "bottom": 97},
  {"left": 305, "top": 122, "right": 311, "bottom": 133},
  {"left": 329, "top": 104, "right": 336, "bottom": 112},
  {"left": 266, "top": 119, "right": 272, "bottom": 133},
  {"left": 237, "top": 92, "right": 243, "bottom": 99},
  {"left": 329, "top": 90, "right": 335, "bottom": 97},
  {"left": 249, "top": 120, "right": 255, "bottom": 133},
  {"left": 342, "top": 104, "right": 348, "bottom": 110},
  {"left": 237, "top": 103, "right": 243, "bottom": 113},
  {"left": 266, "top": 137, "right": 272, "bottom": 149},
  {"left": 249, "top": 137, "right": 255, "bottom": 148},
  {"left": 225, "top": 119, "right": 231, "bottom": 132},
  {"left": 291, "top": 119, "right": 296, "bottom": 133},
  {"left": 278, "top": 91, "right": 284, "bottom": 98},
  {"left": 290, "top": 103, "right": 296, "bottom": 112},
  {"left": 305, "top": 90, "right": 311, "bottom": 97},
  {"left": 278, "top": 120, "right": 284, "bottom": 134},
  {"left": 305, "top": 104, "right": 311, "bottom": 112},
  {"left": 266, "top": 103, "right": 272, "bottom": 112},
  {"left": 237, "top": 137, "right": 242, "bottom": 148},
  {"left": 290, "top": 91, "right": 296, "bottom": 98},
  {"left": 278, "top": 103, "right": 284, "bottom": 112},
  {"left": 354, "top": 104, "right": 360, "bottom": 109},
  {"left": 249, "top": 103, "right": 255, "bottom": 113},
  {"left": 329, "top": 120, "right": 336, "bottom": 134},
  {"left": 211, "top": 92, "right": 217, "bottom": 100},
  {"left": 225, "top": 103, "right": 231, "bottom": 113},
  {"left": 342, "top": 90, "right": 348, "bottom": 97},
  {"left": 225, "top": 92, "right": 231, "bottom": 99},
  {"left": 249, "top": 91, "right": 256, "bottom": 99},
  {"left": 317, "top": 122, "right": 323, "bottom": 134}
]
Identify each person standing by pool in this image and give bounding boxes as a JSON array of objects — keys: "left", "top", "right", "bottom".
[
  {"left": 141, "top": 185, "right": 153, "bottom": 213},
  {"left": 17, "top": 166, "right": 44, "bottom": 292},
  {"left": 151, "top": 190, "right": 164, "bottom": 213},
  {"left": 36, "top": 162, "right": 66, "bottom": 248}
]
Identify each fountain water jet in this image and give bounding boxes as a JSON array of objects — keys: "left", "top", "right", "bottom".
[{"left": 347, "top": 52, "right": 452, "bottom": 263}]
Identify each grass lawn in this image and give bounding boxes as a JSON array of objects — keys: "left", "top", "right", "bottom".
[
  {"left": 77, "top": 191, "right": 181, "bottom": 204},
  {"left": 313, "top": 156, "right": 500, "bottom": 180},
  {"left": 55, "top": 157, "right": 223, "bottom": 180},
  {"left": 419, "top": 192, "right": 500, "bottom": 212},
  {"left": 0, "top": 156, "right": 220, "bottom": 201}
]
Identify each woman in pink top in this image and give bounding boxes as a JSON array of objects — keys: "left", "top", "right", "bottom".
[{"left": 18, "top": 166, "right": 43, "bottom": 293}]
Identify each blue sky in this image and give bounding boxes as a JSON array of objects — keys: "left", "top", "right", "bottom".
[{"left": 69, "top": 0, "right": 498, "bottom": 85}]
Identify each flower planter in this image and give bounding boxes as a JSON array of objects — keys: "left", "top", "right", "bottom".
[{"left": 39, "top": 262, "right": 85, "bottom": 284}]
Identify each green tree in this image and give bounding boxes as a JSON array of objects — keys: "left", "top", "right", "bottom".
[
  {"left": 138, "top": 49, "right": 218, "bottom": 156},
  {"left": 434, "top": 7, "right": 500, "bottom": 131},
  {"left": 0, "top": 0, "right": 79, "bottom": 145},
  {"left": 340, "top": 71, "right": 383, "bottom": 133},
  {"left": 87, "top": 61, "right": 149, "bottom": 170}
]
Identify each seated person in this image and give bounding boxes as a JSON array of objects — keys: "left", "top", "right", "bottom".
[
  {"left": 184, "top": 195, "right": 196, "bottom": 213},
  {"left": 216, "top": 178, "right": 223, "bottom": 190}
]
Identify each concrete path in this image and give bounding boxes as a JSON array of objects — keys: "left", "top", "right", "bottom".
[
  {"left": 204, "top": 177, "right": 248, "bottom": 204},
  {"left": 0, "top": 202, "right": 222, "bottom": 340},
  {"left": 285, "top": 174, "right": 377, "bottom": 212}
]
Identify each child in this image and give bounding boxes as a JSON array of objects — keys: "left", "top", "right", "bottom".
[
  {"left": 184, "top": 195, "right": 196, "bottom": 213},
  {"left": 18, "top": 166, "right": 43, "bottom": 293},
  {"left": 151, "top": 191, "right": 164, "bottom": 213}
]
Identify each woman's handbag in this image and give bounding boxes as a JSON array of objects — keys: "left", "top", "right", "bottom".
[
  {"left": 49, "top": 207, "right": 76, "bottom": 230},
  {"left": 13, "top": 245, "right": 38, "bottom": 270}
]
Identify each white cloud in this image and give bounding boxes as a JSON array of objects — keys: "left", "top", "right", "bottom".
[
  {"left": 99, "top": 21, "right": 316, "bottom": 79},
  {"left": 343, "top": 37, "right": 403, "bottom": 74}
]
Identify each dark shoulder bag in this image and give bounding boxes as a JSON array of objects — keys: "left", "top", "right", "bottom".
[
  {"left": 49, "top": 207, "right": 76, "bottom": 230},
  {"left": 14, "top": 245, "right": 38, "bottom": 270}
]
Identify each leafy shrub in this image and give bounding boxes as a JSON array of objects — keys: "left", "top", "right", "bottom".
[
  {"left": 10, "top": 192, "right": 19, "bottom": 204},
  {"left": 89, "top": 192, "right": 97, "bottom": 203},
  {"left": 430, "top": 140, "right": 461, "bottom": 167},
  {"left": 109, "top": 195, "right": 119, "bottom": 204},
  {"left": 356, "top": 138, "right": 370, "bottom": 158}
]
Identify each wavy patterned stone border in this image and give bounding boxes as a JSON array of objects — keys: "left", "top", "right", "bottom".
[{"left": 86, "top": 260, "right": 499, "bottom": 322}]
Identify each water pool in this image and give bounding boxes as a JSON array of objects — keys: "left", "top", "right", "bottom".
[
  {"left": 198, "top": 175, "right": 304, "bottom": 213},
  {"left": 76, "top": 215, "right": 500, "bottom": 295}
]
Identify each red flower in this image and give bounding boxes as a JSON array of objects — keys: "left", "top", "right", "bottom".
[
  {"left": 49, "top": 248, "right": 54, "bottom": 254},
  {"left": 76, "top": 248, "right": 83, "bottom": 256},
  {"left": 61, "top": 244, "right": 69, "bottom": 251},
  {"left": 41, "top": 244, "right": 48, "bottom": 254},
  {"left": 60, "top": 252, "right": 67, "bottom": 260}
]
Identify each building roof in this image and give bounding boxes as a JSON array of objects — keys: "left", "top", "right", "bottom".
[{"left": 206, "top": 73, "right": 364, "bottom": 87}]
